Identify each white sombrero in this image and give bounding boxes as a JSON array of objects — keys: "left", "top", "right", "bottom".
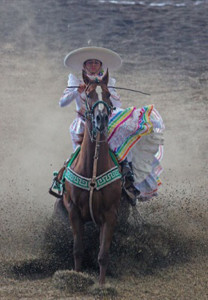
[{"left": 64, "top": 47, "right": 122, "bottom": 71}]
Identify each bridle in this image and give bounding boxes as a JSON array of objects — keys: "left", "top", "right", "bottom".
[
  {"left": 84, "top": 82, "right": 115, "bottom": 225},
  {"left": 84, "top": 82, "right": 113, "bottom": 143}
]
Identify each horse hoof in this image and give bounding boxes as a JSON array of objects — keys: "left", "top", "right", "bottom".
[
  {"left": 89, "top": 283, "right": 118, "bottom": 297},
  {"left": 53, "top": 270, "right": 94, "bottom": 292}
]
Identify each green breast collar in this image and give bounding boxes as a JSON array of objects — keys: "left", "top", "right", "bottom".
[
  {"left": 64, "top": 146, "right": 121, "bottom": 191},
  {"left": 65, "top": 165, "right": 121, "bottom": 191}
]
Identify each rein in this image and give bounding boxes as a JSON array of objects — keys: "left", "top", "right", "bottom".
[
  {"left": 89, "top": 132, "right": 100, "bottom": 226},
  {"left": 85, "top": 85, "right": 113, "bottom": 225}
]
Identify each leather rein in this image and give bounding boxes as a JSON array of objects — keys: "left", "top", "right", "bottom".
[{"left": 85, "top": 84, "right": 114, "bottom": 225}]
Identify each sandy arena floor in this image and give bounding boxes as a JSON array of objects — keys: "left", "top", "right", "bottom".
[{"left": 0, "top": 0, "right": 208, "bottom": 299}]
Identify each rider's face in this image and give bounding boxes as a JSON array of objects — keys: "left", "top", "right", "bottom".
[{"left": 84, "top": 59, "right": 102, "bottom": 75}]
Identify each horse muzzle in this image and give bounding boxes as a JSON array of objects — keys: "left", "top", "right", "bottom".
[{"left": 95, "top": 112, "right": 109, "bottom": 133}]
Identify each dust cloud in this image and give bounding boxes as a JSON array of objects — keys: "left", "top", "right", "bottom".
[{"left": 0, "top": 0, "right": 207, "bottom": 299}]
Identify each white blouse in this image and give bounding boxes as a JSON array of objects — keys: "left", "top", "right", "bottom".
[{"left": 59, "top": 73, "right": 121, "bottom": 112}]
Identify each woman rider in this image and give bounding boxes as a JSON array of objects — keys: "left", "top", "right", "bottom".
[{"left": 50, "top": 47, "right": 164, "bottom": 206}]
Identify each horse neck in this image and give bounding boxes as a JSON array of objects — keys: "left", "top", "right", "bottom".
[{"left": 78, "top": 120, "right": 111, "bottom": 177}]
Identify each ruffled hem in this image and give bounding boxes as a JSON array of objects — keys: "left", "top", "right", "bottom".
[
  {"left": 108, "top": 105, "right": 164, "bottom": 200},
  {"left": 134, "top": 151, "right": 164, "bottom": 201}
]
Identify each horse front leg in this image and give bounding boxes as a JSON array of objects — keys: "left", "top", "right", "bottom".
[
  {"left": 68, "top": 201, "right": 84, "bottom": 272},
  {"left": 98, "top": 211, "right": 117, "bottom": 285}
]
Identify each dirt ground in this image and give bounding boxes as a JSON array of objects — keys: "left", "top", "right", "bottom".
[{"left": 0, "top": 0, "right": 208, "bottom": 299}]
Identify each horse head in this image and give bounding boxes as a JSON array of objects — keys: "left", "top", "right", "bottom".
[{"left": 82, "top": 69, "right": 113, "bottom": 136}]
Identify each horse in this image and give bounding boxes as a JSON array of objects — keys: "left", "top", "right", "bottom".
[{"left": 62, "top": 69, "right": 122, "bottom": 285}]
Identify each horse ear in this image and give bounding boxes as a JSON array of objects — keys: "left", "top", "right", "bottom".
[
  {"left": 102, "top": 69, "right": 109, "bottom": 85},
  {"left": 82, "top": 69, "right": 90, "bottom": 85}
]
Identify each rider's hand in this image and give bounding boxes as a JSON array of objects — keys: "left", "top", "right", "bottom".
[{"left": 78, "top": 84, "right": 86, "bottom": 94}]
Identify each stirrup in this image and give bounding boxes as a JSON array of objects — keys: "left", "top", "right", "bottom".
[
  {"left": 123, "top": 184, "right": 140, "bottom": 206},
  {"left": 121, "top": 159, "right": 134, "bottom": 182},
  {"left": 49, "top": 172, "right": 63, "bottom": 198}
]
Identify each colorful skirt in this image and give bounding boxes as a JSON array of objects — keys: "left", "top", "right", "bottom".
[
  {"left": 70, "top": 105, "right": 164, "bottom": 201},
  {"left": 108, "top": 105, "right": 164, "bottom": 200}
]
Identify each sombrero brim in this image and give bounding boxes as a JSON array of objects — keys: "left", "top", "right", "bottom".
[{"left": 64, "top": 47, "right": 122, "bottom": 71}]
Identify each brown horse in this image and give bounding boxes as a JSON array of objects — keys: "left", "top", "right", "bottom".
[{"left": 63, "top": 70, "right": 122, "bottom": 285}]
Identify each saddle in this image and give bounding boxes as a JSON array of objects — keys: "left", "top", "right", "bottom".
[{"left": 49, "top": 147, "right": 139, "bottom": 206}]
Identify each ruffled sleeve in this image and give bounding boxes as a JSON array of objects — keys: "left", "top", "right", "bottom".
[
  {"left": 108, "top": 77, "right": 122, "bottom": 108},
  {"left": 59, "top": 74, "right": 80, "bottom": 107},
  {"left": 67, "top": 73, "right": 80, "bottom": 87}
]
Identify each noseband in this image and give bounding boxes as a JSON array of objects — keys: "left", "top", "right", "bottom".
[{"left": 91, "top": 100, "right": 112, "bottom": 116}]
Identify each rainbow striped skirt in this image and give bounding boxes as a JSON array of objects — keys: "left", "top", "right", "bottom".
[{"left": 108, "top": 105, "right": 164, "bottom": 200}]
